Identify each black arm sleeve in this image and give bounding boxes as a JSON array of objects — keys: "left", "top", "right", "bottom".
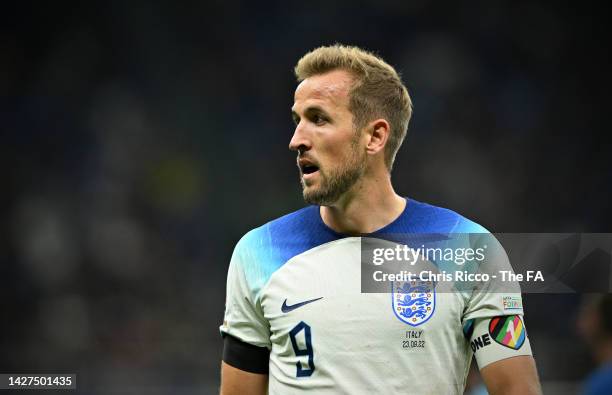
[{"left": 222, "top": 333, "right": 270, "bottom": 374}]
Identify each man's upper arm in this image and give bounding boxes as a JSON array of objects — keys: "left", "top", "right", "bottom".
[
  {"left": 461, "top": 233, "right": 541, "bottom": 393},
  {"left": 220, "top": 235, "right": 271, "bottom": 348},
  {"left": 463, "top": 285, "right": 540, "bottom": 393},
  {"left": 220, "top": 233, "right": 272, "bottom": 394},
  {"left": 220, "top": 361, "right": 268, "bottom": 395},
  {"left": 480, "top": 355, "right": 542, "bottom": 395}
]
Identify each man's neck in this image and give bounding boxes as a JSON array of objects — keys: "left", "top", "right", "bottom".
[{"left": 320, "top": 174, "right": 406, "bottom": 235}]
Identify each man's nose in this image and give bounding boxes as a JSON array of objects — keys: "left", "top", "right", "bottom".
[{"left": 289, "top": 122, "right": 311, "bottom": 152}]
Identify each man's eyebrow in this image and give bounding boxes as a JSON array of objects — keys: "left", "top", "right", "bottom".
[
  {"left": 306, "top": 105, "right": 327, "bottom": 114},
  {"left": 292, "top": 105, "right": 329, "bottom": 118}
]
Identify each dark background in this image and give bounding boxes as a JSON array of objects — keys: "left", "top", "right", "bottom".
[{"left": 1, "top": 1, "right": 610, "bottom": 394}]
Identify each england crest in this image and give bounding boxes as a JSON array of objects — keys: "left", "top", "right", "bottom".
[{"left": 391, "top": 279, "right": 436, "bottom": 326}]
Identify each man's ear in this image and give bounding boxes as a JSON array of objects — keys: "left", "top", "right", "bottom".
[{"left": 365, "top": 119, "right": 390, "bottom": 156}]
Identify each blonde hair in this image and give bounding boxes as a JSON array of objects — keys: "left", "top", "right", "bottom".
[{"left": 294, "top": 44, "right": 413, "bottom": 171}]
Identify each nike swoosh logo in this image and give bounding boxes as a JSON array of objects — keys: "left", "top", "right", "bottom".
[{"left": 281, "top": 297, "right": 323, "bottom": 313}]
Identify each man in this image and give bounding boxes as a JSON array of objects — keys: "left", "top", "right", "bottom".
[{"left": 219, "top": 45, "right": 541, "bottom": 394}]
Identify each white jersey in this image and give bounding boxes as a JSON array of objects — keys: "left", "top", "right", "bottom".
[{"left": 220, "top": 199, "right": 532, "bottom": 394}]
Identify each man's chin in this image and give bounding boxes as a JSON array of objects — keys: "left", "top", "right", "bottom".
[
  {"left": 302, "top": 187, "right": 320, "bottom": 205},
  {"left": 302, "top": 186, "right": 317, "bottom": 204},
  {"left": 302, "top": 186, "right": 338, "bottom": 206}
]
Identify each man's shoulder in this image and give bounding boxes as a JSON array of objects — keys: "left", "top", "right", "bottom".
[
  {"left": 233, "top": 205, "right": 334, "bottom": 266},
  {"left": 236, "top": 205, "right": 321, "bottom": 246},
  {"left": 228, "top": 206, "right": 326, "bottom": 300},
  {"left": 405, "top": 198, "right": 489, "bottom": 234}
]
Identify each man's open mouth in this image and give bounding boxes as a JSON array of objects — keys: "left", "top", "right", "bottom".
[
  {"left": 301, "top": 164, "right": 319, "bottom": 175},
  {"left": 298, "top": 157, "right": 320, "bottom": 177}
]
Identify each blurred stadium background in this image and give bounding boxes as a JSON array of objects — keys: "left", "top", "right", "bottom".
[{"left": 1, "top": 1, "right": 610, "bottom": 394}]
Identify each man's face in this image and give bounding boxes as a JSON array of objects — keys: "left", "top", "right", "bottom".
[{"left": 290, "top": 69, "right": 367, "bottom": 206}]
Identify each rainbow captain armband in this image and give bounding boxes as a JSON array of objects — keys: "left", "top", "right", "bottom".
[{"left": 466, "top": 315, "right": 533, "bottom": 368}]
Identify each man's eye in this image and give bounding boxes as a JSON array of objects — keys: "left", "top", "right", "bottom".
[{"left": 313, "top": 115, "right": 326, "bottom": 125}]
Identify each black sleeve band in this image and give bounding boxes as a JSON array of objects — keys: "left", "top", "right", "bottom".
[{"left": 222, "top": 334, "right": 270, "bottom": 374}]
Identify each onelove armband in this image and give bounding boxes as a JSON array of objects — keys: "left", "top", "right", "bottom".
[{"left": 468, "top": 315, "right": 532, "bottom": 369}]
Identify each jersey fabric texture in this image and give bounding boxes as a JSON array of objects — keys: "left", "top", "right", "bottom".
[
  {"left": 582, "top": 362, "right": 612, "bottom": 395},
  {"left": 220, "top": 198, "right": 532, "bottom": 394}
]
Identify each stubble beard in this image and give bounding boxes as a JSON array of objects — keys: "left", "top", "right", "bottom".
[{"left": 301, "top": 137, "right": 366, "bottom": 206}]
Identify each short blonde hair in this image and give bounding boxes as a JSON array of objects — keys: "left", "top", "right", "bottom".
[{"left": 294, "top": 44, "right": 413, "bottom": 171}]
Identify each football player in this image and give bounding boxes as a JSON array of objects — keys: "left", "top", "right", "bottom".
[{"left": 220, "top": 44, "right": 542, "bottom": 395}]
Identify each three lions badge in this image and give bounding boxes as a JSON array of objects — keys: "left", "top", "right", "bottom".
[{"left": 392, "top": 279, "right": 436, "bottom": 326}]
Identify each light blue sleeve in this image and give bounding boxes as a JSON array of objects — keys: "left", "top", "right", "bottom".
[{"left": 219, "top": 231, "right": 272, "bottom": 349}]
